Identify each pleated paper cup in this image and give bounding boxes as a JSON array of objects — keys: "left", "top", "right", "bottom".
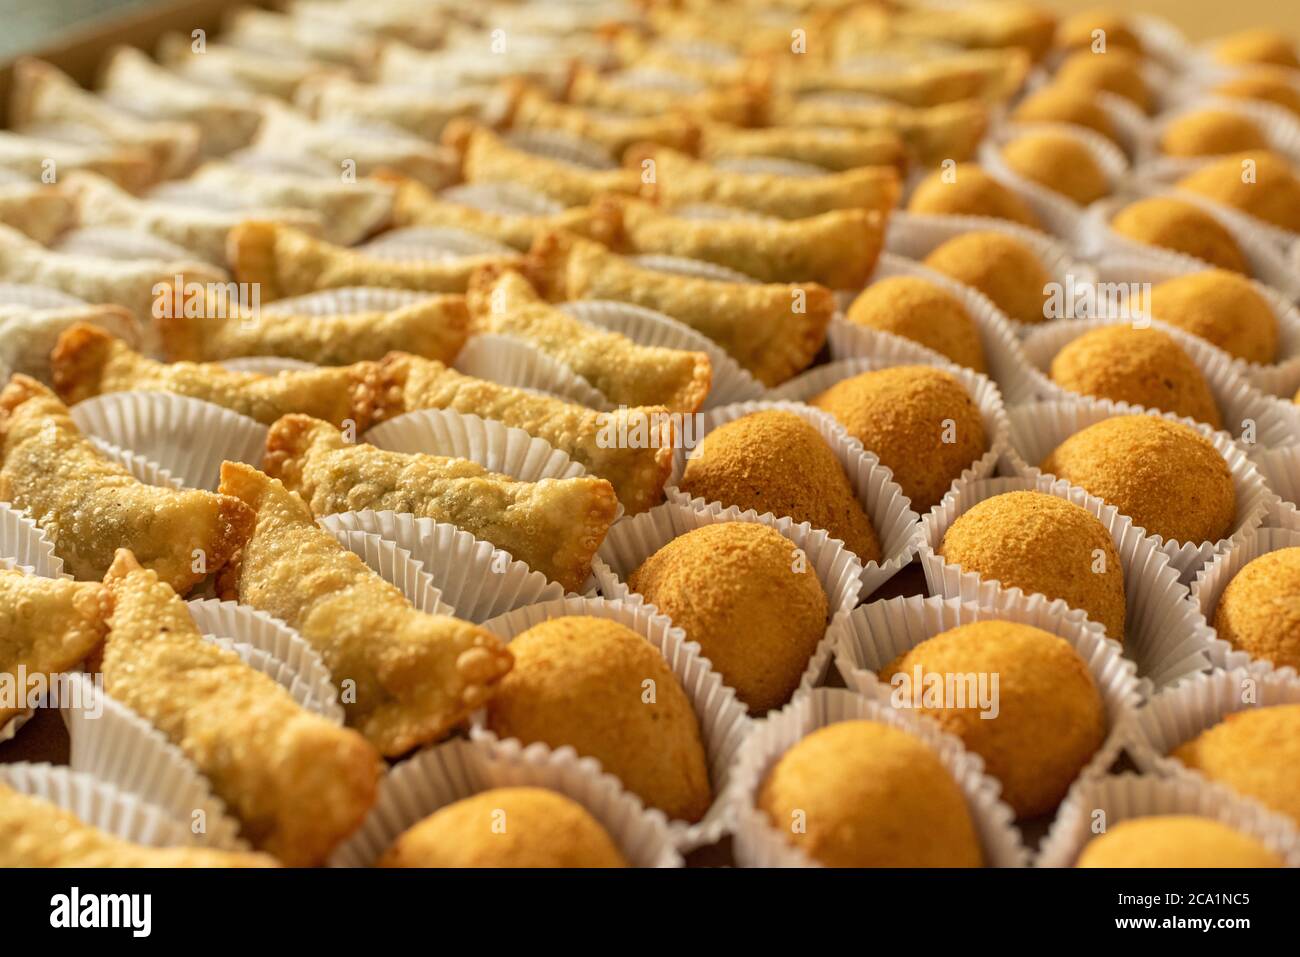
[
  {"left": 1018, "top": 312, "right": 1300, "bottom": 448},
  {"left": 1037, "top": 772, "right": 1300, "bottom": 867},
  {"left": 440, "top": 181, "right": 564, "bottom": 216},
  {"left": 560, "top": 300, "right": 765, "bottom": 409},
  {"left": 326, "top": 527, "right": 455, "bottom": 616},
  {"left": 1252, "top": 445, "right": 1300, "bottom": 529},
  {"left": 667, "top": 400, "right": 922, "bottom": 600},
  {"left": 0, "top": 282, "right": 88, "bottom": 309},
  {"left": 91, "top": 437, "right": 182, "bottom": 489},
  {"left": 900, "top": 159, "right": 1077, "bottom": 245},
  {"left": 70, "top": 391, "right": 267, "bottom": 491},
  {"left": 920, "top": 475, "right": 1217, "bottom": 690},
  {"left": 260, "top": 287, "right": 436, "bottom": 317},
  {"left": 593, "top": 500, "right": 863, "bottom": 707},
  {"left": 1191, "top": 526, "right": 1300, "bottom": 675},
  {"left": 628, "top": 254, "right": 759, "bottom": 285},
  {"left": 1005, "top": 397, "right": 1274, "bottom": 581},
  {"left": 831, "top": 594, "right": 1143, "bottom": 815},
  {"left": 54, "top": 226, "right": 204, "bottom": 265},
  {"left": 0, "top": 305, "right": 142, "bottom": 384},
  {"left": 219, "top": 356, "right": 317, "bottom": 375},
  {"left": 713, "top": 156, "right": 828, "bottom": 177},
  {"left": 1134, "top": 97, "right": 1300, "bottom": 184},
  {"left": 328, "top": 737, "right": 682, "bottom": 867},
  {"left": 359, "top": 228, "right": 517, "bottom": 262},
  {"left": 468, "top": 594, "right": 753, "bottom": 851},
  {"left": 505, "top": 128, "right": 617, "bottom": 170},
  {"left": 454, "top": 333, "right": 610, "bottom": 410},
  {"left": 728, "top": 688, "right": 1030, "bottom": 867},
  {"left": 0, "top": 501, "right": 63, "bottom": 578}
]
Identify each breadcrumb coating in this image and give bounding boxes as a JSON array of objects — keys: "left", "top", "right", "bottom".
[
  {"left": 1110, "top": 198, "right": 1248, "bottom": 274},
  {"left": 1000, "top": 131, "right": 1110, "bottom": 205},
  {"left": 845, "top": 276, "right": 987, "bottom": 372},
  {"left": 1144, "top": 269, "right": 1277, "bottom": 364},
  {"left": 1077, "top": 816, "right": 1283, "bottom": 867},
  {"left": 907, "top": 163, "right": 1040, "bottom": 228},
  {"left": 1214, "top": 546, "right": 1300, "bottom": 671},
  {"left": 923, "top": 230, "right": 1052, "bottom": 324}
]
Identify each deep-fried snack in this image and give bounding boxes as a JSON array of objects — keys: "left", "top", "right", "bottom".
[
  {"left": 0, "top": 375, "right": 252, "bottom": 593},
  {"left": 524, "top": 231, "right": 829, "bottom": 386},
  {"left": 156, "top": 33, "right": 339, "bottom": 101},
  {"left": 52, "top": 324, "right": 384, "bottom": 429},
  {"left": 907, "top": 163, "right": 1040, "bottom": 227},
  {"left": 765, "top": 98, "right": 989, "bottom": 167},
  {"left": 506, "top": 85, "right": 700, "bottom": 156},
  {"left": 216, "top": 462, "right": 513, "bottom": 756},
  {"left": 697, "top": 123, "right": 907, "bottom": 172},
  {"left": 297, "top": 74, "right": 490, "bottom": 141},
  {"left": 565, "top": 64, "right": 759, "bottom": 126},
  {"left": 0, "top": 131, "right": 154, "bottom": 193},
  {"left": 1109, "top": 198, "right": 1248, "bottom": 274},
  {"left": 100, "top": 550, "right": 381, "bottom": 866},
  {"left": 264, "top": 415, "right": 617, "bottom": 591},
  {"left": 0, "top": 303, "right": 138, "bottom": 383},
  {"left": 0, "top": 182, "right": 75, "bottom": 245}
]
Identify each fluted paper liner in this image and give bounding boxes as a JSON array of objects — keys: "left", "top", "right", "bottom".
[
  {"left": 1253, "top": 445, "right": 1300, "bottom": 529},
  {"left": 0, "top": 501, "right": 63, "bottom": 578},
  {"left": 440, "top": 181, "right": 563, "bottom": 216},
  {"left": 0, "top": 303, "right": 141, "bottom": 384},
  {"left": 326, "top": 527, "right": 455, "bottom": 616},
  {"left": 1037, "top": 772, "right": 1300, "bottom": 867},
  {"left": 505, "top": 128, "right": 617, "bottom": 170},
  {"left": 468, "top": 594, "right": 753, "bottom": 851},
  {"left": 667, "top": 399, "right": 921, "bottom": 600},
  {"left": 454, "top": 333, "right": 611, "bottom": 410},
  {"left": 714, "top": 156, "right": 828, "bottom": 177},
  {"left": 55, "top": 226, "right": 205, "bottom": 265},
  {"left": 628, "top": 253, "right": 759, "bottom": 284},
  {"left": 90, "top": 437, "right": 183, "bottom": 490},
  {"left": 328, "top": 737, "right": 682, "bottom": 867},
  {"left": 220, "top": 356, "right": 316, "bottom": 375},
  {"left": 728, "top": 688, "right": 1029, "bottom": 867},
  {"left": 920, "top": 475, "right": 1217, "bottom": 690},
  {"left": 0, "top": 282, "right": 88, "bottom": 309},
  {"left": 260, "top": 286, "right": 435, "bottom": 317}
]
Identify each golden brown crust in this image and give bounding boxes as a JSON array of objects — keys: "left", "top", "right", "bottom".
[{"left": 506, "top": 84, "right": 701, "bottom": 157}]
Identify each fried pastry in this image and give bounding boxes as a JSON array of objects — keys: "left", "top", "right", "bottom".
[
  {"left": 0, "top": 181, "right": 75, "bottom": 245},
  {"left": 215, "top": 462, "right": 513, "bottom": 756},
  {"left": 0, "top": 302, "right": 139, "bottom": 385},
  {"left": 999, "top": 131, "right": 1111, "bottom": 205},
  {"left": 524, "top": 231, "right": 828, "bottom": 386},
  {"left": 1143, "top": 269, "right": 1277, "bottom": 363},
  {"left": 1076, "top": 816, "right": 1283, "bottom": 868},
  {"left": 100, "top": 550, "right": 381, "bottom": 866},
  {"left": 844, "top": 276, "right": 986, "bottom": 371},
  {"left": 697, "top": 123, "right": 908, "bottom": 173},
  {"left": 565, "top": 64, "right": 758, "bottom": 126},
  {"left": 1214, "top": 28, "right": 1300, "bottom": 68},
  {"left": 1177, "top": 151, "right": 1300, "bottom": 232},
  {"left": 1011, "top": 84, "right": 1118, "bottom": 143},
  {"left": 51, "top": 324, "right": 383, "bottom": 429},
  {"left": 0, "top": 375, "right": 253, "bottom": 592},
  {"left": 156, "top": 33, "right": 339, "bottom": 101},
  {"left": 765, "top": 98, "right": 989, "bottom": 167},
  {"left": 1213, "top": 68, "right": 1300, "bottom": 118},
  {"left": 506, "top": 85, "right": 700, "bottom": 156},
  {"left": 263, "top": 414, "right": 617, "bottom": 591},
  {"left": 922, "top": 230, "right": 1053, "bottom": 324},
  {"left": 1053, "top": 48, "right": 1151, "bottom": 112},
  {"left": 907, "top": 163, "right": 1040, "bottom": 227},
  {"left": 1159, "top": 110, "right": 1269, "bottom": 158},
  {"left": 0, "top": 131, "right": 154, "bottom": 192},
  {"left": 298, "top": 75, "right": 495, "bottom": 141}
]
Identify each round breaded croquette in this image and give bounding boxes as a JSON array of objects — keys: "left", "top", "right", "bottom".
[
  {"left": 1056, "top": 9, "right": 1142, "bottom": 55},
  {"left": 1049, "top": 326, "right": 1223, "bottom": 429},
  {"left": 628, "top": 522, "right": 828, "bottom": 714},
  {"left": 879, "top": 621, "right": 1106, "bottom": 818},
  {"left": 679, "top": 410, "right": 882, "bottom": 564},
  {"left": 756, "top": 720, "right": 983, "bottom": 867},
  {"left": 1076, "top": 816, "right": 1283, "bottom": 868},
  {"left": 1213, "top": 68, "right": 1300, "bottom": 118},
  {"left": 1053, "top": 48, "right": 1152, "bottom": 112},
  {"left": 1143, "top": 269, "right": 1277, "bottom": 364},
  {"left": 809, "top": 365, "right": 988, "bottom": 512},
  {"left": 999, "top": 130, "right": 1111, "bottom": 205},
  {"left": 1040, "top": 416, "right": 1236, "bottom": 544},
  {"left": 485, "top": 615, "right": 712, "bottom": 822},
  {"left": 939, "top": 491, "right": 1127, "bottom": 640},
  {"left": 1109, "top": 197, "right": 1249, "bottom": 273},
  {"left": 1159, "top": 109, "right": 1269, "bottom": 158},
  {"left": 1011, "top": 84, "right": 1118, "bottom": 143},
  {"left": 1214, "top": 29, "right": 1300, "bottom": 69},
  {"left": 907, "top": 164, "right": 1041, "bottom": 227},
  {"left": 844, "top": 276, "right": 987, "bottom": 372},
  {"left": 1213, "top": 547, "right": 1300, "bottom": 671},
  {"left": 378, "top": 787, "right": 628, "bottom": 868},
  {"left": 922, "top": 230, "right": 1053, "bottom": 324},
  {"left": 1177, "top": 151, "right": 1300, "bottom": 232},
  {"left": 1172, "top": 704, "right": 1300, "bottom": 826}
]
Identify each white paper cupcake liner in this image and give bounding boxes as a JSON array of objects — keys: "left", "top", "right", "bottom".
[
  {"left": 467, "top": 594, "right": 752, "bottom": 851},
  {"left": 0, "top": 501, "right": 63, "bottom": 578},
  {"left": 1037, "top": 771, "right": 1300, "bottom": 867},
  {"left": 54, "top": 226, "right": 203, "bottom": 265},
  {"left": 70, "top": 391, "right": 267, "bottom": 491},
  {"left": 1190, "top": 525, "right": 1300, "bottom": 675},
  {"left": 90, "top": 437, "right": 182, "bottom": 489},
  {"left": 1252, "top": 445, "right": 1300, "bottom": 529},
  {"left": 325, "top": 527, "right": 455, "bottom": 616},
  {"left": 593, "top": 500, "right": 863, "bottom": 708},
  {"left": 504, "top": 128, "right": 618, "bottom": 170},
  {"left": 727, "top": 687, "right": 1030, "bottom": 867},
  {"left": 359, "top": 228, "right": 517, "bottom": 261},
  {"left": 0, "top": 282, "right": 87, "bottom": 309},
  {"left": 259, "top": 287, "right": 436, "bottom": 317},
  {"left": 219, "top": 356, "right": 318, "bottom": 374},
  {"left": 666, "top": 400, "right": 922, "bottom": 600},
  {"left": 627, "top": 254, "right": 759, "bottom": 285},
  {"left": 1005, "top": 396, "right": 1274, "bottom": 581},
  {"left": 920, "top": 475, "right": 1218, "bottom": 690},
  {"left": 712, "top": 156, "right": 829, "bottom": 177},
  {"left": 559, "top": 299, "right": 766, "bottom": 409},
  {"left": 328, "top": 737, "right": 682, "bottom": 867},
  {"left": 453, "top": 332, "right": 611, "bottom": 409},
  {"left": 440, "top": 181, "right": 564, "bottom": 216}
]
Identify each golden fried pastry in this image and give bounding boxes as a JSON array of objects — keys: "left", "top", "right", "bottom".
[
  {"left": 1213, "top": 68, "right": 1300, "bottom": 118},
  {"left": 922, "top": 231, "right": 1052, "bottom": 324},
  {"left": 379, "top": 787, "right": 627, "bottom": 868},
  {"left": 1056, "top": 9, "right": 1142, "bottom": 55},
  {"left": 1144, "top": 269, "right": 1277, "bottom": 363},
  {"left": 468, "top": 265, "right": 712, "bottom": 411},
  {"left": 264, "top": 415, "right": 616, "bottom": 592},
  {"left": 0, "top": 376, "right": 252, "bottom": 593},
  {"left": 1076, "top": 816, "right": 1283, "bottom": 867},
  {"left": 767, "top": 98, "right": 989, "bottom": 167},
  {"left": 0, "top": 131, "right": 153, "bottom": 193},
  {"left": 679, "top": 410, "right": 881, "bottom": 564},
  {"left": 1214, "top": 29, "right": 1300, "bottom": 68},
  {"left": 506, "top": 85, "right": 699, "bottom": 157},
  {"left": 999, "top": 131, "right": 1111, "bottom": 205},
  {"left": 228, "top": 221, "right": 520, "bottom": 301},
  {"left": 1177, "top": 151, "right": 1300, "bottom": 232},
  {"left": 1109, "top": 197, "right": 1248, "bottom": 273},
  {"left": 1213, "top": 547, "right": 1300, "bottom": 671},
  {"left": 1159, "top": 110, "right": 1269, "bottom": 158},
  {"left": 443, "top": 121, "right": 640, "bottom": 208},
  {"left": 1053, "top": 48, "right": 1151, "bottom": 112},
  {"left": 890, "top": 0, "right": 1057, "bottom": 62},
  {"left": 628, "top": 144, "right": 900, "bottom": 220},
  {"left": 485, "top": 615, "right": 711, "bottom": 822},
  {"left": 524, "top": 231, "right": 829, "bottom": 386},
  {"left": 907, "top": 163, "right": 1041, "bottom": 227},
  {"left": 1172, "top": 705, "right": 1300, "bottom": 825},
  {"left": 697, "top": 123, "right": 908, "bottom": 173},
  {"left": 0, "top": 783, "right": 278, "bottom": 867},
  {"left": 1041, "top": 416, "right": 1235, "bottom": 543},
  {"left": 0, "top": 302, "right": 137, "bottom": 384},
  {"left": 606, "top": 196, "right": 884, "bottom": 289},
  {"left": 1049, "top": 325, "right": 1223, "bottom": 429},
  {"left": 880, "top": 621, "right": 1105, "bottom": 818},
  {"left": 1011, "top": 84, "right": 1118, "bottom": 143},
  {"left": 566, "top": 64, "right": 758, "bottom": 126},
  {"left": 296, "top": 75, "right": 487, "bottom": 142},
  {"left": 627, "top": 522, "right": 828, "bottom": 713},
  {"left": 52, "top": 324, "right": 383, "bottom": 430},
  {"left": 0, "top": 570, "right": 110, "bottom": 728},
  {"left": 810, "top": 366, "right": 987, "bottom": 512},
  {"left": 939, "top": 491, "right": 1126, "bottom": 639},
  {"left": 844, "top": 277, "right": 987, "bottom": 372},
  {"left": 157, "top": 34, "right": 334, "bottom": 101},
  {"left": 216, "top": 463, "right": 513, "bottom": 756},
  {"left": 0, "top": 182, "right": 74, "bottom": 245},
  {"left": 757, "top": 720, "right": 983, "bottom": 867},
  {"left": 100, "top": 550, "right": 380, "bottom": 866}
]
